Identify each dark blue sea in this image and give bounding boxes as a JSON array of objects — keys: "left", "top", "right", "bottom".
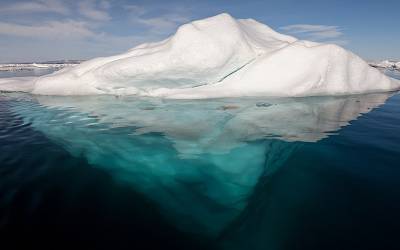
[{"left": 1, "top": 69, "right": 400, "bottom": 249}]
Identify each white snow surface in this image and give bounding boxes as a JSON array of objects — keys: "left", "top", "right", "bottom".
[{"left": 1, "top": 13, "right": 399, "bottom": 98}]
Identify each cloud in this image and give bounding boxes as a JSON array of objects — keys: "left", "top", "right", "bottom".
[
  {"left": 123, "top": 4, "right": 146, "bottom": 15},
  {"left": 0, "top": 20, "right": 95, "bottom": 39},
  {"left": 0, "top": 0, "right": 70, "bottom": 15},
  {"left": 0, "top": 19, "right": 158, "bottom": 57},
  {"left": 99, "top": 0, "right": 111, "bottom": 10},
  {"left": 280, "top": 24, "right": 347, "bottom": 44},
  {"left": 0, "top": 1, "right": 193, "bottom": 62},
  {"left": 78, "top": 0, "right": 111, "bottom": 21},
  {"left": 136, "top": 14, "right": 191, "bottom": 31},
  {"left": 124, "top": 4, "right": 191, "bottom": 34}
]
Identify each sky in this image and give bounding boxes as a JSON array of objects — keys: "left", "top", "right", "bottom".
[{"left": 0, "top": 0, "right": 398, "bottom": 63}]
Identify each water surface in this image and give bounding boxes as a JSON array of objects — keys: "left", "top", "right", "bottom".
[{"left": 1, "top": 70, "right": 400, "bottom": 249}]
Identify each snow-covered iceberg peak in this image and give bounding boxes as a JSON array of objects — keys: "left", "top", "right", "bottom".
[{"left": 1, "top": 13, "right": 399, "bottom": 97}]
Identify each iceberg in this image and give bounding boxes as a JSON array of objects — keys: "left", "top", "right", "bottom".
[{"left": 0, "top": 13, "right": 399, "bottom": 97}]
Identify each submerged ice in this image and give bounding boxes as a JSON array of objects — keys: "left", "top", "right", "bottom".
[
  {"left": 5, "top": 92, "right": 392, "bottom": 235},
  {"left": 0, "top": 13, "right": 399, "bottom": 97}
]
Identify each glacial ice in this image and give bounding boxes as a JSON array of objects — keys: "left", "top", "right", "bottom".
[{"left": 0, "top": 13, "right": 399, "bottom": 97}]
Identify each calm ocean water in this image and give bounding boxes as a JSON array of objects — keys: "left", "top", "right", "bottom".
[{"left": 1, "top": 69, "right": 400, "bottom": 249}]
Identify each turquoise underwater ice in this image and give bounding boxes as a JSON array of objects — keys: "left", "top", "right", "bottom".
[{"left": 5, "top": 92, "right": 393, "bottom": 236}]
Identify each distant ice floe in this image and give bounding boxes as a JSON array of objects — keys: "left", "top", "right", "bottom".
[
  {"left": 369, "top": 60, "right": 400, "bottom": 71},
  {"left": 0, "top": 13, "right": 399, "bottom": 97},
  {"left": 0, "top": 61, "right": 81, "bottom": 72}
]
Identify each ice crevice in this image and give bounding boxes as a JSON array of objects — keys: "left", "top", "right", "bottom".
[{"left": 217, "top": 58, "right": 257, "bottom": 83}]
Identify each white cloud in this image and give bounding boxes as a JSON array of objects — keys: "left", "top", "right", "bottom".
[
  {"left": 136, "top": 14, "right": 190, "bottom": 31},
  {"left": 280, "top": 24, "right": 347, "bottom": 44},
  {"left": 123, "top": 4, "right": 146, "bottom": 15},
  {"left": 99, "top": 0, "right": 111, "bottom": 10},
  {"left": 0, "top": 19, "right": 159, "bottom": 59},
  {"left": 78, "top": 0, "right": 111, "bottom": 21},
  {"left": 0, "top": 2, "right": 193, "bottom": 62},
  {"left": 0, "top": 20, "right": 95, "bottom": 39},
  {"left": 0, "top": 0, "right": 70, "bottom": 15},
  {"left": 124, "top": 5, "right": 191, "bottom": 34}
]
